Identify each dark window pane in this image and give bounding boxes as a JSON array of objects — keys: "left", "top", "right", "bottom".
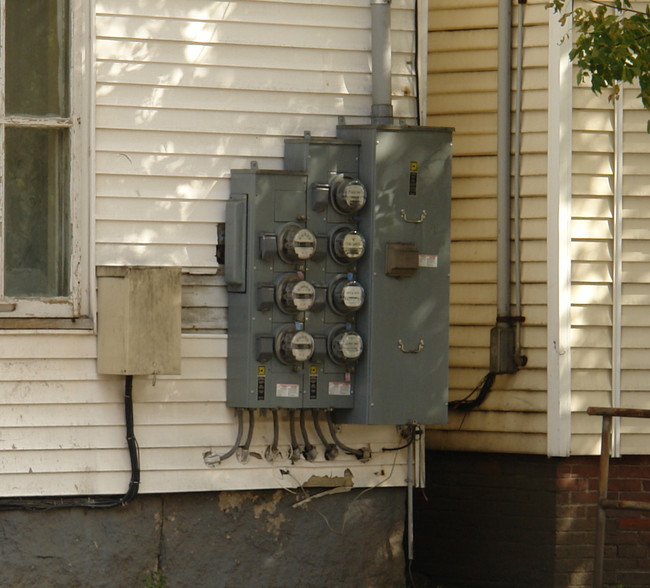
[
  {"left": 5, "top": 0, "right": 70, "bottom": 116},
  {"left": 4, "top": 127, "right": 70, "bottom": 297}
]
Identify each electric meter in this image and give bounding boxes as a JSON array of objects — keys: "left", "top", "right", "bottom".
[
  {"left": 330, "top": 175, "right": 367, "bottom": 214},
  {"left": 330, "top": 226, "right": 366, "bottom": 264},
  {"left": 276, "top": 273, "right": 316, "bottom": 313},
  {"left": 275, "top": 325, "right": 315, "bottom": 364},
  {"left": 328, "top": 326, "right": 363, "bottom": 366},
  {"left": 278, "top": 223, "right": 317, "bottom": 263},
  {"left": 328, "top": 276, "right": 365, "bottom": 315}
]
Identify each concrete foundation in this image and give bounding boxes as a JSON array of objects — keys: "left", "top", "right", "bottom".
[{"left": 0, "top": 488, "right": 405, "bottom": 587}]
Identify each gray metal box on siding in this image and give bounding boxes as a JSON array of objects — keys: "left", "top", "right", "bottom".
[
  {"left": 226, "top": 170, "right": 314, "bottom": 410},
  {"left": 97, "top": 266, "right": 182, "bottom": 375},
  {"left": 336, "top": 125, "right": 452, "bottom": 425}
]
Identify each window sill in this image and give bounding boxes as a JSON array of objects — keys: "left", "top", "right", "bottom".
[{"left": 0, "top": 316, "right": 93, "bottom": 330}]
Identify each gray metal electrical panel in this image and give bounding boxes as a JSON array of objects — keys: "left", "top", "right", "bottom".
[{"left": 225, "top": 125, "right": 452, "bottom": 425}]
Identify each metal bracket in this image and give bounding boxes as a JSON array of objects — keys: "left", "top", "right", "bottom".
[
  {"left": 400, "top": 209, "right": 427, "bottom": 224},
  {"left": 397, "top": 339, "right": 424, "bottom": 354}
]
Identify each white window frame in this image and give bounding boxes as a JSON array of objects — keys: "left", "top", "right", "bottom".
[{"left": 0, "top": 0, "right": 90, "bottom": 321}]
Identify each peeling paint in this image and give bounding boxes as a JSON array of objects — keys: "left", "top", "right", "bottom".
[{"left": 303, "top": 468, "right": 354, "bottom": 488}]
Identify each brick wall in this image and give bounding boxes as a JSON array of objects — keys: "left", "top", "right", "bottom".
[{"left": 414, "top": 452, "right": 650, "bottom": 588}]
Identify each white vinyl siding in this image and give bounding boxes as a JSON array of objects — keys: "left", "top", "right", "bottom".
[
  {"left": 426, "top": 0, "right": 550, "bottom": 454},
  {"left": 0, "top": 0, "right": 424, "bottom": 497},
  {"left": 94, "top": 0, "right": 418, "bottom": 269}
]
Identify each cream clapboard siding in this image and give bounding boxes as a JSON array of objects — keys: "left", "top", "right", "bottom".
[
  {"left": 426, "top": 0, "right": 549, "bottom": 453},
  {"left": 0, "top": 0, "right": 424, "bottom": 498}
]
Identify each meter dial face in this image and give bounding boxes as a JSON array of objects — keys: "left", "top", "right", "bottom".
[
  {"left": 276, "top": 274, "right": 316, "bottom": 313},
  {"left": 329, "top": 276, "right": 365, "bottom": 315},
  {"left": 275, "top": 326, "right": 315, "bottom": 364},
  {"left": 330, "top": 225, "right": 366, "bottom": 264},
  {"left": 278, "top": 223, "right": 316, "bottom": 263},
  {"left": 328, "top": 327, "right": 363, "bottom": 366},
  {"left": 330, "top": 176, "right": 367, "bottom": 214}
]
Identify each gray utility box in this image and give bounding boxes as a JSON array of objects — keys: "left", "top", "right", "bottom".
[
  {"left": 337, "top": 125, "right": 452, "bottom": 425},
  {"left": 97, "top": 266, "right": 182, "bottom": 376},
  {"left": 225, "top": 125, "right": 452, "bottom": 425}
]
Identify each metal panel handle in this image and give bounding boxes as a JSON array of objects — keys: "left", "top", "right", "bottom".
[
  {"left": 397, "top": 339, "right": 424, "bottom": 353},
  {"left": 400, "top": 209, "right": 427, "bottom": 223}
]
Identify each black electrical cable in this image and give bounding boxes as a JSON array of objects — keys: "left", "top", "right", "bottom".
[
  {"left": 288, "top": 409, "right": 302, "bottom": 462},
  {"left": 325, "top": 411, "right": 367, "bottom": 461},
  {"left": 0, "top": 375, "right": 140, "bottom": 511},
  {"left": 242, "top": 409, "right": 255, "bottom": 452},
  {"left": 203, "top": 408, "right": 244, "bottom": 465},
  {"left": 312, "top": 409, "right": 338, "bottom": 460},
  {"left": 448, "top": 372, "right": 497, "bottom": 411},
  {"left": 299, "top": 409, "right": 317, "bottom": 461},
  {"left": 271, "top": 408, "right": 279, "bottom": 454},
  {"left": 382, "top": 424, "right": 421, "bottom": 452},
  {"left": 264, "top": 408, "right": 280, "bottom": 462}
]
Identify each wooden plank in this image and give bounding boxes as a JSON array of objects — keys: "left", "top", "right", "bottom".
[
  {"left": 572, "top": 261, "right": 612, "bottom": 284},
  {"left": 182, "top": 308, "right": 228, "bottom": 332},
  {"left": 451, "top": 241, "right": 496, "bottom": 262},
  {"left": 96, "top": 84, "right": 372, "bottom": 115},
  {"left": 571, "top": 326, "right": 612, "bottom": 348},
  {"left": 98, "top": 1, "right": 371, "bottom": 27},
  {"left": 571, "top": 304, "right": 612, "bottom": 326},
  {"left": 95, "top": 243, "right": 218, "bottom": 269},
  {"left": 96, "top": 128, "right": 286, "bottom": 158},
  {"left": 572, "top": 348, "right": 612, "bottom": 370},
  {"left": 96, "top": 174, "right": 221, "bottom": 199},
  {"left": 96, "top": 38, "right": 372, "bottom": 71},
  {"left": 97, "top": 197, "right": 217, "bottom": 222},
  {"left": 96, "top": 62, "right": 378, "bottom": 97},
  {"left": 428, "top": 29, "right": 498, "bottom": 52},
  {"left": 429, "top": 8, "right": 498, "bottom": 31},
  {"left": 426, "top": 430, "right": 546, "bottom": 454},
  {"left": 96, "top": 107, "right": 345, "bottom": 138},
  {"left": 450, "top": 283, "right": 496, "bottom": 303},
  {"left": 428, "top": 49, "right": 497, "bottom": 73},
  {"left": 450, "top": 262, "right": 495, "bottom": 284},
  {"left": 96, "top": 220, "right": 217, "bottom": 244},
  {"left": 428, "top": 71, "right": 497, "bottom": 93}
]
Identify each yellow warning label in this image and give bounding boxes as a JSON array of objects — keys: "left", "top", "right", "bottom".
[
  {"left": 258, "top": 366, "right": 266, "bottom": 376},
  {"left": 410, "top": 161, "right": 418, "bottom": 172},
  {"left": 310, "top": 365, "right": 318, "bottom": 375}
]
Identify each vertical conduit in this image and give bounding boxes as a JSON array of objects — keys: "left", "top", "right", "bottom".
[
  {"left": 371, "top": 0, "right": 394, "bottom": 124},
  {"left": 496, "top": 0, "right": 513, "bottom": 326},
  {"left": 513, "top": 1, "right": 526, "bottom": 361}
]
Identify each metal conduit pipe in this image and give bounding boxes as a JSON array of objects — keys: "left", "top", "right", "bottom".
[
  {"left": 371, "top": 0, "right": 393, "bottom": 124},
  {"left": 513, "top": 1, "right": 528, "bottom": 368},
  {"left": 490, "top": 0, "right": 525, "bottom": 374}
]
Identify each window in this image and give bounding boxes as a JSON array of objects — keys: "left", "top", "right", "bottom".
[{"left": 0, "top": 0, "right": 88, "bottom": 319}]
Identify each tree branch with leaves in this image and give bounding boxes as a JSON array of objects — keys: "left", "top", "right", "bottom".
[{"left": 548, "top": 0, "right": 650, "bottom": 129}]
